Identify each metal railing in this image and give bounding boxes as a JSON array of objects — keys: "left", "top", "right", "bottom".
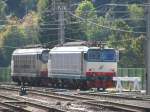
[
  {"left": 0, "top": 67, "right": 146, "bottom": 88},
  {"left": 117, "top": 68, "right": 145, "bottom": 89},
  {"left": 0, "top": 67, "right": 11, "bottom": 82}
]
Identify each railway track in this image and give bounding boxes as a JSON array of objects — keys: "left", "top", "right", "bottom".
[
  {"left": 0, "top": 93, "right": 65, "bottom": 112},
  {"left": 45, "top": 91, "right": 150, "bottom": 112},
  {"left": 29, "top": 87, "right": 150, "bottom": 102},
  {"left": 78, "top": 92, "right": 150, "bottom": 101},
  {"left": 0, "top": 85, "right": 66, "bottom": 112},
  {"left": 0, "top": 86, "right": 107, "bottom": 112},
  {"left": 0, "top": 85, "right": 150, "bottom": 112},
  {"left": 29, "top": 87, "right": 150, "bottom": 112},
  {"left": 0, "top": 101, "right": 65, "bottom": 112}
]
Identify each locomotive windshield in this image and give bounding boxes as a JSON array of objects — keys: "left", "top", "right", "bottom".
[{"left": 87, "top": 49, "right": 117, "bottom": 62}]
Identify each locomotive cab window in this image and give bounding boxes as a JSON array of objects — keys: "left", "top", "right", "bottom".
[
  {"left": 87, "top": 49, "right": 101, "bottom": 62},
  {"left": 39, "top": 50, "right": 49, "bottom": 63},
  {"left": 101, "top": 49, "right": 116, "bottom": 62},
  {"left": 87, "top": 49, "right": 117, "bottom": 62},
  {"left": 84, "top": 53, "right": 87, "bottom": 60}
]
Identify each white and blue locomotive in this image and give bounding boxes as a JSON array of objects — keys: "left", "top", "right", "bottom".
[{"left": 11, "top": 45, "right": 119, "bottom": 89}]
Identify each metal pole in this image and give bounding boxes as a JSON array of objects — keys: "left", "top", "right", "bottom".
[
  {"left": 146, "top": 0, "right": 150, "bottom": 95},
  {"left": 58, "top": 1, "right": 65, "bottom": 45},
  {"left": 52, "top": 0, "right": 65, "bottom": 45}
]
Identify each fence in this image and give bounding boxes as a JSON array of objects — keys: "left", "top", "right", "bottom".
[
  {"left": 0, "top": 67, "right": 146, "bottom": 87},
  {"left": 0, "top": 67, "right": 11, "bottom": 82},
  {"left": 117, "top": 68, "right": 145, "bottom": 89}
]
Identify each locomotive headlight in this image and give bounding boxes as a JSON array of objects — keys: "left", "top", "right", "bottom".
[
  {"left": 111, "top": 68, "right": 115, "bottom": 72},
  {"left": 89, "top": 68, "right": 92, "bottom": 71}
]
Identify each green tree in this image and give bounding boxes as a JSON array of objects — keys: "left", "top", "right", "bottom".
[
  {"left": 0, "top": 16, "right": 38, "bottom": 66},
  {"left": 108, "top": 20, "right": 137, "bottom": 67},
  {"left": 75, "top": 0, "right": 97, "bottom": 40},
  {"left": 22, "top": 0, "right": 38, "bottom": 11},
  {"left": 5, "top": 0, "right": 38, "bottom": 17},
  {"left": 128, "top": 4, "right": 145, "bottom": 35},
  {"left": 131, "top": 35, "right": 145, "bottom": 67},
  {"left": 75, "top": 0, "right": 110, "bottom": 41},
  {"left": 20, "top": 11, "right": 40, "bottom": 45},
  {"left": 108, "top": 19, "right": 145, "bottom": 67},
  {"left": 108, "top": 20, "right": 133, "bottom": 49},
  {"left": 37, "top": 0, "right": 58, "bottom": 45},
  {"left": 0, "top": 1, "right": 7, "bottom": 25},
  {"left": 1, "top": 25, "right": 26, "bottom": 66},
  {"left": 65, "top": 17, "right": 87, "bottom": 41},
  {"left": 128, "top": 4, "right": 144, "bottom": 21}
]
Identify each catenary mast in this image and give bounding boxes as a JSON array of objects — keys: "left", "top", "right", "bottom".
[
  {"left": 146, "top": 0, "right": 150, "bottom": 94},
  {"left": 52, "top": 0, "right": 66, "bottom": 45}
]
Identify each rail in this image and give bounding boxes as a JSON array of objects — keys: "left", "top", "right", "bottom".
[{"left": 0, "top": 84, "right": 150, "bottom": 112}]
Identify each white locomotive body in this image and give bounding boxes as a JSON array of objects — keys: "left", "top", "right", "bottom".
[
  {"left": 11, "top": 48, "right": 49, "bottom": 85},
  {"left": 48, "top": 46, "right": 118, "bottom": 89},
  {"left": 11, "top": 45, "right": 119, "bottom": 89},
  {"left": 48, "top": 46, "right": 88, "bottom": 79}
]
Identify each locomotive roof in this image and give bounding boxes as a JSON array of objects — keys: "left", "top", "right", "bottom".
[
  {"left": 50, "top": 46, "right": 89, "bottom": 53},
  {"left": 63, "top": 41, "right": 87, "bottom": 46},
  {"left": 50, "top": 46, "right": 115, "bottom": 53},
  {"left": 12, "top": 48, "right": 48, "bottom": 55}
]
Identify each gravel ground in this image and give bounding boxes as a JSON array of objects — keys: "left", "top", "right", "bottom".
[
  {"left": 0, "top": 89, "right": 117, "bottom": 112},
  {"left": 1, "top": 86, "right": 150, "bottom": 112}
]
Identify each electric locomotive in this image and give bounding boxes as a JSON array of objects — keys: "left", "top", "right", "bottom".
[
  {"left": 11, "top": 43, "right": 119, "bottom": 90},
  {"left": 48, "top": 45, "right": 119, "bottom": 89},
  {"left": 11, "top": 48, "right": 49, "bottom": 85}
]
